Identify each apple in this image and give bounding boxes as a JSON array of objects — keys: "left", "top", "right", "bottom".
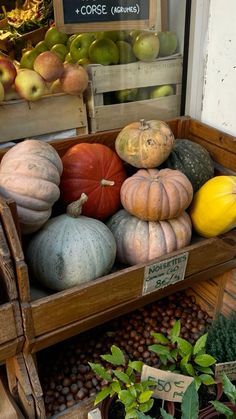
[
  {"left": 89, "top": 38, "right": 119, "bottom": 65},
  {"left": 64, "top": 52, "right": 74, "bottom": 64},
  {"left": 0, "top": 57, "right": 17, "bottom": 91},
  {"left": 67, "top": 34, "right": 78, "bottom": 50},
  {"left": 157, "top": 31, "right": 178, "bottom": 57},
  {"left": 115, "top": 88, "right": 138, "bottom": 103},
  {"left": 150, "top": 84, "right": 174, "bottom": 98},
  {"left": 33, "top": 51, "right": 64, "bottom": 82},
  {"left": 50, "top": 43, "right": 69, "bottom": 62},
  {"left": 34, "top": 40, "right": 49, "bottom": 54},
  {"left": 116, "top": 40, "right": 137, "bottom": 64},
  {"left": 136, "top": 87, "right": 150, "bottom": 101},
  {"left": 96, "top": 31, "right": 121, "bottom": 42},
  {"left": 133, "top": 31, "right": 160, "bottom": 62},
  {"left": 15, "top": 69, "right": 46, "bottom": 101},
  {"left": 50, "top": 79, "right": 63, "bottom": 94},
  {"left": 59, "top": 63, "right": 89, "bottom": 95},
  {"left": 77, "top": 57, "right": 92, "bottom": 67},
  {"left": 0, "top": 81, "right": 4, "bottom": 102},
  {"left": 4, "top": 85, "right": 21, "bottom": 101},
  {"left": 127, "top": 30, "right": 143, "bottom": 45},
  {"left": 44, "top": 27, "right": 68, "bottom": 49},
  {"left": 70, "top": 33, "right": 96, "bottom": 62},
  {"left": 20, "top": 49, "right": 39, "bottom": 70}
]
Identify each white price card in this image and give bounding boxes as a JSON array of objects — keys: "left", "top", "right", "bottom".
[
  {"left": 141, "top": 365, "right": 193, "bottom": 402},
  {"left": 142, "top": 252, "right": 189, "bottom": 295},
  {"left": 215, "top": 361, "right": 236, "bottom": 382}
]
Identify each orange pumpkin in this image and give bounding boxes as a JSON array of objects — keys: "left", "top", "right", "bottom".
[{"left": 120, "top": 168, "right": 193, "bottom": 221}]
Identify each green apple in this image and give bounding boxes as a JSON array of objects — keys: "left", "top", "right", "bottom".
[
  {"left": 67, "top": 34, "right": 78, "bottom": 49},
  {"left": 116, "top": 40, "right": 136, "bottom": 64},
  {"left": 133, "top": 31, "right": 160, "bottom": 62},
  {"left": 64, "top": 52, "right": 74, "bottom": 64},
  {"left": 34, "top": 40, "right": 48, "bottom": 54},
  {"left": 157, "top": 31, "right": 178, "bottom": 57},
  {"left": 77, "top": 57, "right": 92, "bottom": 67},
  {"left": 96, "top": 31, "right": 120, "bottom": 42},
  {"left": 89, "top": 38, "right": 119, "bottom": 65},
  {"left": 115, "top": 88, "right": 138, "bottom": 103},
  {"left": 150, "top": 84, "right": 174, "bottom": 98},
  {"left": 136, "top": 87, "right": 150, "bottom": 101},
  {"left": 0, "top": 81, "right": 4, "bottom": 102},
  {"left": 44, "top": 27, "right": 68, "bottom": 49},
  {"left": 50, "top": 79, "right": 63, "bottom": 94},
  {"left": 50, "top": 43, "right": 68, "bottom": 62},
  {"left": 15, "top": 69, "right": 46, "bottom": 101},
  {"left": 70, "top": 33, "right": 96, "bottom": 62},
  {"left": 20, "top": 49, "right": 39, "bottom": 70},
  {"left": 128, "top": 30, "right": 143, "bottom": 45}
]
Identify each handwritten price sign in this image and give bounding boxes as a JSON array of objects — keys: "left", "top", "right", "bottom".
[
  {"left": 142, "top": 252, "right": 189, "bottom": 295},
  {"left": 215, "top": 361, "right": 236, "bottom": 382}
]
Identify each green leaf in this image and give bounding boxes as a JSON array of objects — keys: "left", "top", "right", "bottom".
[
  {"left": 137, "top": 412, "right": 153, "bottom": 419},
  {"left": 94, "top": 387, "right": 111, "bottom": 405},
  {"left": 128, "top": 361, "right": 143, "bottom": 373},
  {"left": 113, "top": 370, "right": 130, "bottom": 384},
  {"left": 194, "top": 376, "right": 202, "bottom": 391},
  {"left": 118, "top": 390, "right": 135, "bottom": 407},
  {"left": 111, "top": 381, "right": 121, "bottom": 393},
  {"left": 151, "top": 332, "right": 169, "bottom": 344},
  {"left": 148, "top": 344, "right": 171, "bottom": 356},
  {"left": 88, "top": 362, "right": 113, "bottom": 382},
  {"left": 210, "top": 401, "right": 234, "bottom": 416},
  {"left": 129, "top": 385, "right": 137, "bottom": 399},
  {"left": 101, "top": 345, "right": 125, "bottom": 366},
  {"left": 198, "top": 374, "right": 215, "bottom": 385},
  {"left": 177, "top": 337, "right": 193, "bottom": 356},
  {"left": 194, "top": 365, "right": 215, "bottom": 375},
  {"left": 193, "top": 333, "right": 208, "bottom": 355},
  {"left": 138, "top": 390, "right": 153, "bottom": 404},
  {"left": 194, "top": 354, "right": 216, "bottom": 367},
  {"left": 160, "top": 408, "right": 175, "bottom": 419},
  {"left": 183, "top": 363, "right": 196, "bottom": 377},
  {"left": 181, "top": 381, "right": 199, "bottom": 419},
  {"left": 170, "top": 348, "right": 179, "bottom": 361},
  {"left": 221, "top": 372, "right": 236, "bottom": 403},
  {"left": 170, "top": 319, "right": 181, "bottom": 343},
  {"left": 139, "top": 398, "right": 154, "bottom": 413},
  {"left": 180, "top": 354, "right": 190, "bottom": 372},
  {"left": 125, "top": 410, "right": 138, "bottom": 419}
]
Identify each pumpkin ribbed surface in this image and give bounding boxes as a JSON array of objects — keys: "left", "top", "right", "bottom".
[
  {"left": 26, "top": 213, "right": 116, "bottom": 291},
  {"left": 189, "top": 175, "right": 236, "bottom": 238},
  {"left": 60, "top": 143, "right": 126, "bottom": 220},
  {"left": 164, "top": 139, "right": 214, "bottom": 192},
  {"left": 115, "top": 119, "right": 175, "bottom": 168},
  {"left": 120, "top": 168, "right": 193, "bottom": 221},
  {"left": 107, "top": 209, "right": 192, "bottom": 265},
  {"left": 0, "top": 139, "right": 63, "bottom": 234}
]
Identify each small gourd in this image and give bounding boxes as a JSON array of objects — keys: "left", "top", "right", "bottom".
[
  {"left": 107, "top": 209, "right": 192, "bottom": 266},
  {"left": 115, "top": 119, "right": 175, "bottom": 168},
  {"left": 120, "top": 168, "right": 193, "bottom": 221},
  {"left": 26, "top": 194, "right": 117, "bottom": 291}
]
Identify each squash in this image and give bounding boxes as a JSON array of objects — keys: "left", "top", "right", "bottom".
[
  {"left": 120, "top": 168, "right": 193, "bottom": 221},
  {"left": 60, "top": 143, "right": 127, "bottom": 220},
  {"left": 0, "top": 139, "right": 63, "bottom": 234},
  {"left": 189, "top": 175, "right": 236, "bottom": 238},
  {"left": 164, "top": 139, "right": 214, "bottom": 192},
  {"left": 115, "top": 119, "right": 175, "bottom": 168},
  {"left": 26, "top": 194, "right": 117, "bottom": 291},
  {"left": 107, "top": 209, "right": 192, "bottom": 265}
]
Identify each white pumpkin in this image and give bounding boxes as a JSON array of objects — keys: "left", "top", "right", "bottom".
[{"left": 26, "top": 194, "right": 117, "bottom": 291}]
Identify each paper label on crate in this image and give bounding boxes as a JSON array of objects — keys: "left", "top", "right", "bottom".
[
  {"left": 141, "top": 365, "right": 194, "bottom": 402},
  {"left": 142, "top": 252, "right": 189, "bottom": 295},
  {"left": 215, "top": 361, "right": 236, "bottom": 382}
]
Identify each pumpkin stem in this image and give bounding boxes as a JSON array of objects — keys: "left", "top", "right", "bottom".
[
  {"left": 140, "top": 119, "right": 149, "bottom": 130},
  {"left": 100, "top": 179, "right": 115, "bottom": 186},
  {"left": 66, "top": 193, "right": 88, "bottom": 218}
]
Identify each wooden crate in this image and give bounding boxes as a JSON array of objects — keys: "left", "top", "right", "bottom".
[
  {"left": 86, "top": 56, "right": 183, "bottom": 133},
  {"left": 0, "top": 116, "right": 236, "bottom": 357},
  {"left": 0, "top": 93, "right": 88, "bottom": 143}
]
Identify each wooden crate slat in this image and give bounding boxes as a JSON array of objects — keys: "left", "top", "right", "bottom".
[
  {"left": 0, "top": 304, "right": 18, "bottom": 344},
  {"left": 0, "top": 220, "right": 17, "bottom": 300},
  {"left": 0, "top": 338, "right": 24, "bottom": 365}
]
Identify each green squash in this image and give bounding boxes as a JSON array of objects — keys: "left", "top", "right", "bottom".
[{"left": 163, "top": 139, "right": 214, "bottom": 192}]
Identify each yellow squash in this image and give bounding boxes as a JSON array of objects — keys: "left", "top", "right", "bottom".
[{"left": 189, "top": 175, "right": 236, "bottom": 238}]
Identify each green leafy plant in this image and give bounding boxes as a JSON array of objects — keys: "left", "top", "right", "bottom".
[
  {"left": 89, "top": 345, "right": 156, "bottom": 419},
  {"left": 160, "top": 381, "right": 199, "bottom": 419},
  {"left": 206, "top": 313, "right": 236, "bottom": 363},
  {"left": 148, "top": 320, "right": 216, "bottom": 390},
  {"left": 210, "top": 372, "right": 236, "bottom": 418}
]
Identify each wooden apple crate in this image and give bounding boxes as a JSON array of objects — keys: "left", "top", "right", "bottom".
[
  {"left": 0, "top": 92, "right": 88, "bottom": 143},
  {"left": 86, "top": 56, "right": 183, "bottom": 133},
  {"left": 0, "top": 197, "right": 24, "bottom": 364}
]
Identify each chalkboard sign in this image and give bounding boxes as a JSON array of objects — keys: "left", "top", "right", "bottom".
[{"left": 53, "top": 0, "right": 160, "bottom": 34}]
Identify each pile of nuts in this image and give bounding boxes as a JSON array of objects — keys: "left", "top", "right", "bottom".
[{"left": 39, "top": 291, "right": 212, "bottom": 417}]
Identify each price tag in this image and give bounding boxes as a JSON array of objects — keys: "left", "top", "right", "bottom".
[
  {"left": 88, "top": 408, "right": 102, "bottom": 419},
  {"left": 142, "top": 252, "right": 189, "bottom": 295},
  {"left": 141, "top": 365, "right": 193, "bottom": 402},
  {"left": 215, "top": 361, "right": 236, "bottom": 382}
]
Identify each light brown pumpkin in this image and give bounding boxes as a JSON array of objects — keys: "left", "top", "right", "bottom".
[
  {"left": 120, "top": 168, "right": 193, "bottom": 221},
  {"left": 107, "top": 209, "right": 192, "bottom": 265},
  {"left": 115, "top": 119, "right": 175, "bottom": 168}
]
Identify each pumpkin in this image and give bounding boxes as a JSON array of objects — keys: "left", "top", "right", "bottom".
[
  {"left": 0, "top": 139, "right": 63, "bottom": 234},
  {"left": 115, "top": 119, "right": 175, "bottom": 168},
  {"left": 120, "top": 168, "right": 193, "bottom": 221},
  {"left": 189, "top": 175, "right": 236, "bottom": 238},
  {"left": 107, "top": 209, "right": 192, "bottom": 265},
  {"left": 60, "top": 143, "right": 127, "bottom": 220},
  {"left": 26, "top": 194, "right": 117, "bottom": 291},
  {"left": 164, "top": 139, "right": 214, "bottom": 192}
]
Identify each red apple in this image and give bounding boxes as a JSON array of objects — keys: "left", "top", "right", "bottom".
[
  {"left": 33, "top": 51, "right": 64, "bottom": 82},
  {"left": 59, "top": 63, "right": 88, "bottom": 95},
  {"left": 15, "top": 69, "right": 46, "bottom": 101},
  {"left": 0, "top": 57, "right": 17, "bottom": 91}
]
